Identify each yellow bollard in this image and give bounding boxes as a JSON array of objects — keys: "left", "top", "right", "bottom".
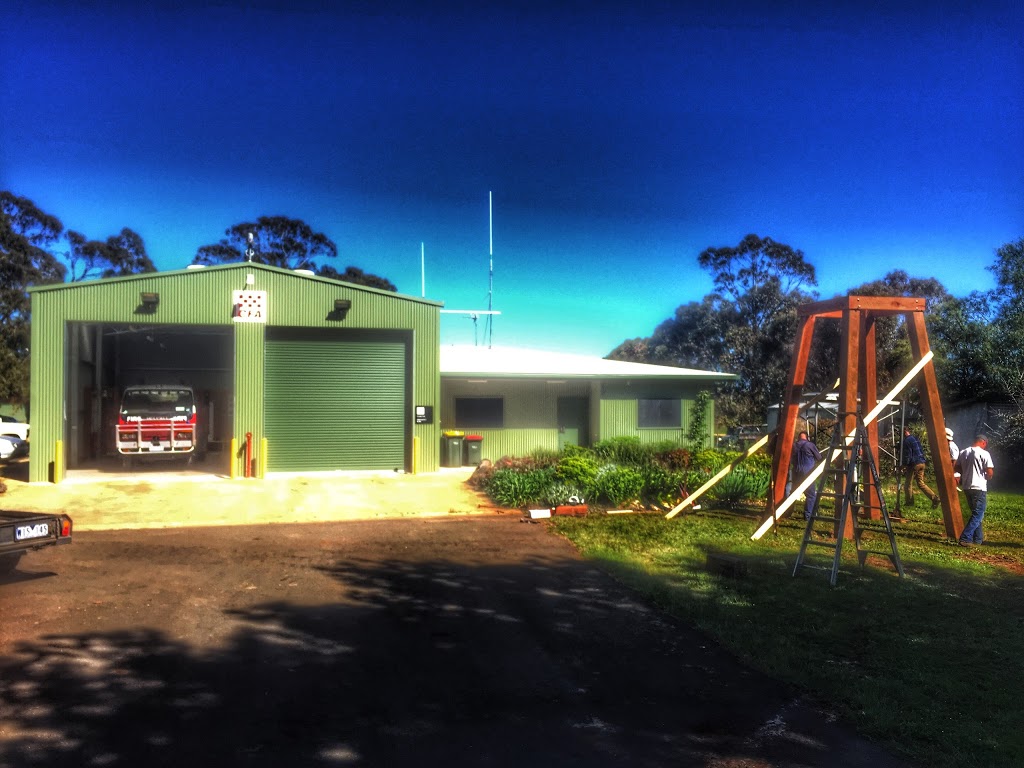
[
  {"left": 229, "top": 437, "right": 238, "bottom": 479},
  {"left": 260, "top": 437, "right": 268, "bottom": 479},
  {"left": 412, "top": 436, "right": 419, "bottom": 475},
  {"left": 54, "top": 440, "right": 64, "bottom": 484}
]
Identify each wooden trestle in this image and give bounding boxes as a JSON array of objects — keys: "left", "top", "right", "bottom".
[{"left": 769, "top": 296, "right": 964, "bottom": 541}]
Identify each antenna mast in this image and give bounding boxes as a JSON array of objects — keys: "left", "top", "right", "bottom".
[{"left": 485, "top": 191, "right": 494, "bottom": 348}]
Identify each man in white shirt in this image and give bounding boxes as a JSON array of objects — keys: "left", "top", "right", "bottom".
[{"left": 956, "top": 434, "right": 995, "bottom": 546}]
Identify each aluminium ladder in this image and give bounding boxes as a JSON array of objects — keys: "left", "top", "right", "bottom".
[{"left": 793, "top": 413, "right": 905, "bottom": 586}]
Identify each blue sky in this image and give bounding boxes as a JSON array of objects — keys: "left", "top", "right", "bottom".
[{"left": 2, "top": 0, "right": 1022, "bottom": 356}]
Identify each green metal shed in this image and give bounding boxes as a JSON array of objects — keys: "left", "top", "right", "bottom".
[{"left": 28, "top": 263, "right": 441, "bottom": 482}]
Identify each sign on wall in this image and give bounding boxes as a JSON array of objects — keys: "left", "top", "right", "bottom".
[{"left": 232, "top": 290, "right": 267, "bottom": 323}]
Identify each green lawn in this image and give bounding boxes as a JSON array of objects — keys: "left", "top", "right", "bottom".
[{"left": 552, "top": 491, "right": 1024, "bottom": 768}]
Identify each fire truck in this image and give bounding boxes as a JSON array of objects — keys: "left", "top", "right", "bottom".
[{"left": 115, "top": 385, "right": 197, "bottom": 462}]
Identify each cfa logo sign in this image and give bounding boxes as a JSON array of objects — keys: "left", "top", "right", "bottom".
[
  {"left": 15, "top": 523, "right": 49, "bottom": 540},
  {"left": 232, "top": 290, "right": 267, "bottom": 323}
]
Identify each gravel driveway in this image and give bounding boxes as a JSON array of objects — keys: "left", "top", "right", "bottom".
[{"left": 0, "top": 516, "right": 910, "bottom": 767}]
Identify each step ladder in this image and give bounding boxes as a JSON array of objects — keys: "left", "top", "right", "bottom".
[{"left": 793, "top": 413, "right": 905, "bottom": 586}]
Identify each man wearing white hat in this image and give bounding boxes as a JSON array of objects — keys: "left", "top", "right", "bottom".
[
  {"left": 945, "top": 427, "right": 961, "bottom": 488},
  {"left": 945, "top": 427, "right": 959, "bottom": 463}
]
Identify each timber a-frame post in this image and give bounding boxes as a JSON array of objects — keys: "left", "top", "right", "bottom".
[{"left": 769, "top": 296, "right": 964, "bottom": 541}]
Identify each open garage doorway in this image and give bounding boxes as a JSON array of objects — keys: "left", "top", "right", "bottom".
[{"left": 65, "top": 322, "right": 234, "bottom": 476}]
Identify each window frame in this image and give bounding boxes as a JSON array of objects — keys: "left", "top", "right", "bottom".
[
  {"left": 637, "top": 398, "right": 681, "bottom": 429},
  {"left": 454, "top": 397, "right": 504, "bottom": 429}
]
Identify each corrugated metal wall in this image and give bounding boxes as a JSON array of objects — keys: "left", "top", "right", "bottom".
[
  {"left": 233, "top": 323, "right": 264, "bottom": 477},
  {"left": 438, "top": 377, "right": 716, "bottom": 463},
  {"left": 599, "top": 381, "right": 715, "bottom": 448},
  {"left": 441, "top": 379, "right": 592, "bottom": 460},
  {"left": 29, "top": 263, "right": 441, "bottom": 482}
]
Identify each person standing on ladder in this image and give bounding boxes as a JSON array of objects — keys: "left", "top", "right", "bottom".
[
  {"left": 901, "top": 427, "right": 940, "bottom": 509},
  {"left": 957, "top": 434, "right": 995, "bottom": 547},
  {"left": 792, "top": 431, "right": 822, "bottom": 520}
]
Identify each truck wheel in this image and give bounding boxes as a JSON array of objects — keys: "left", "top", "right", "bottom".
[{"left": 0, "top": 553, "right": 23, "bottom": 574}]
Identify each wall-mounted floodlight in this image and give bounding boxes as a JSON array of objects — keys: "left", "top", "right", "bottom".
[
  {"left": 328, "top": 298, "right": 352, "bottom": 321},
  {"left": 140, "top": 292, "right": 160, "bottom": 309}
]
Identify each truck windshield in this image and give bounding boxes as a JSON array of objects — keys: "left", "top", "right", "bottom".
[{"left": 120, "top": 389, "right": 195, "bottom": 418}]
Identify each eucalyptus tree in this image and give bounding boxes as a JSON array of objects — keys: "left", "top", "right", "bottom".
[
  {"left": 66, "top": 227, "right": 156, "bottom": 281},
  {"left": 0, "top": 191, "right": 66, "bottom": 403},
  {"left": 194, "top": 215, "right": 395, "bottom": 290}
]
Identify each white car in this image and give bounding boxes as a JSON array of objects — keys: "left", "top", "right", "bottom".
[
  {"left": 0, "top": 415, "right": 29, "bottom": 442},
  {"left": 0, "top": 435, "right": 28, "bottom": 461}
]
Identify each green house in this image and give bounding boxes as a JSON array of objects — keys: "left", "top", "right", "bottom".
[{"left": 440, "top": 346, "right": 734, "bottom": 462}]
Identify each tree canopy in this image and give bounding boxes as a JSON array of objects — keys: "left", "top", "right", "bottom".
[
  {"left": 193, "top": 215, "right": 396, "bottom": 291},
  {"left": 67, "top": 227, "right": 156, "bottom": 281},
  {"left": 611, "top": 235, "right": 817, "bottom": 424},
  {"left": 316, "top": 264, "right": 397, "bottom": 292},
  {"left": 193, "top": 216, "right": 338, "bottom": 271},
  {"left": 0, "top": 192, "right": 66, "bottom": 403}
]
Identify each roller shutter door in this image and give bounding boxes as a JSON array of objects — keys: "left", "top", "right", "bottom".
[{"left": 265, "top": 339, "right": 406, "bottom": 471}]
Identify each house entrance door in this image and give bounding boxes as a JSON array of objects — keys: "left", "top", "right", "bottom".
[{"left": 557, "top": 397, "right": 590, "bottom": 450}]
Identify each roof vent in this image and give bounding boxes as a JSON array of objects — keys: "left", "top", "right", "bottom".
[
  {"left": 294, "top": 268, "right": 315, "bottom": 276},
  {"left": 186, "top": 264, "right": 206, "bottom": 269}
]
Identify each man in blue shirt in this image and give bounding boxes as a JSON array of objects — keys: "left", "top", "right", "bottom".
[
  {"left": 901, "top": 427, "right": 939, "bottom": 509},
  {"left": 791, "top": 431, "right": 823, "bottom": 520}
]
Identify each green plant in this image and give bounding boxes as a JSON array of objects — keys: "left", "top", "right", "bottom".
[
  {"left": 554, "top": 452, "right": 600, "bottom": 490},
  {"left": 691, "top": 448, "right": 728, "bottom": 474},
  {"left": 544, "top": 482, "right": 584, "bottom": 506},
  {"left": 708, "top": 466, "right": 769, "bottom": 507},
  {"left": 592, "top": 436, "right": 650, "bottom": 466},
  {"left": 653, "top": 446, "right": 692, "bottom": 471},
  {"left": 595, "top": 465, "right": 645, "bottom": 507},
  {"left": 486, "top": 467, "right": 555, "bottom": 508},
  {"left": 639, "top": 465, "right": 684, "bottom": 507},
  {"left": 687, "top": 389, "right": 712, "bottom": 446},
  {"left": 527, "top": 447, "right": 562, "bottom": 468}
]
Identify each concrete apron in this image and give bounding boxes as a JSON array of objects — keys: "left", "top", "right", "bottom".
[{"left": 0, "top": 467, "right": 489, "bottom": 531}]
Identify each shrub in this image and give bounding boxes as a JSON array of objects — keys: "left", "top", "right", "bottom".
[
  {"left": 555, "top": 452, "right": 600, "bottom": 490},
  {"left": 639, "top": 465, "right": 685, "bottom": 507},
  {"left": 527, "top": 447, "right": 562, "bottom": 468},
  {"left": 691, "top": 448, "right": 728, "bottom": 475},
  {"left": 493, "top": 455, "right": 547, "bottom": 472},
  {"left": 708, "top": 466, "right": 769, "bottom": 508},
  {"left": 591, "top": 437, "right": 650, "bottom": 466},
  {"left": 653, "top": 446, "right": 691, "bottom": 471},
  {"left": 744, "top": 451, "right": 773, "bottom": 473},
  {"left": 486, "top": 467, "right": 555, "bottom": 508},
  {"left": 544, "top": 482, "right": 585, "bottom": 506},
  {"left": 595, "top": 465, "right": 645, "bottom": 507}
]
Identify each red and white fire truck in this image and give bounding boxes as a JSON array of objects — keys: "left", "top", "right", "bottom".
[{"left": 115, "top": 385, "right": 197, "bottom": 460}]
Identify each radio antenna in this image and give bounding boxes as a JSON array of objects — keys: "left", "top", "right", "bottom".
[{"left": 485, "top": 191, "right": 494, "bottom": 348}]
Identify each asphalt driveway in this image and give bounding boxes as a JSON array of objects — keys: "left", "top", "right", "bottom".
[{"left": 0, "top": 516, "right": 910, "bottom": 767}]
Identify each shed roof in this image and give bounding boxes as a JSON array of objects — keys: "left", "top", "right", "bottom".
[
  {"left": 29, "top": 262, "right": 443, "bottom": 307},
  {"left": 440, "top": 345, "right": 735, "bottom": 380}
]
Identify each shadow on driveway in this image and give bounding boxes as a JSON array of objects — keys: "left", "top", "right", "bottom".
[{"left": 0, "top": 518, "right": 910, "bottom": 767}]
